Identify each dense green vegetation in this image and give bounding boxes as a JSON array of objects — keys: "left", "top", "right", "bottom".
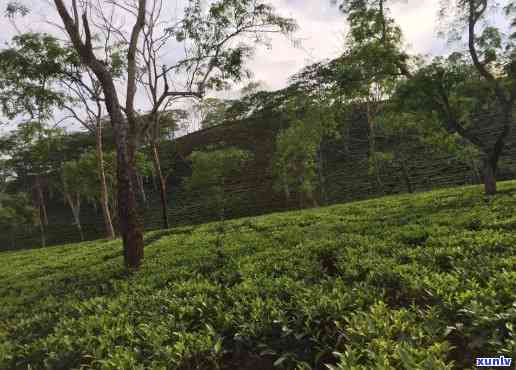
[
  {"left": 2, "top": 0, "right": 516, "bottom": 261},
  {"left": 1, "top": 181, "right": 515, "bottom": 369}
]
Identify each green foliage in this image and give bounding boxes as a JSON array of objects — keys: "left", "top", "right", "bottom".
[
  {"left": 186, "top": 147, "right": 252, "bottom": 217},
  {"left": 272, "top": 95, "right": 337, "bottom": 205},
  {"left": 273, "top": 122, "right": 318, "bottom": 203},
  {"left": 167, "top": 0, "right": 297, "bottom": 92},
  {"left": 0, "top": 192, "right": 37, "bottom": 239},
  {"left": 391, "top": 52, "right": 503, "bottom": 178},
  {"left": 194, "top": 98, "right": 233, "bottom": 129},
  {"left": 240, "top": 80, "right": 267, "bottom": 97},
  {"left": 1, "top": 181, "right": 515, "bottom": 368},
  {"left": 187, "top": 147, "right": 252, "bottom": 190},
  {"left": 0, "top": 32, "right": 77, "bottom": 120},
  {"left": 60, "top": 149, "right": 151, "bottom": 221},
  {"left": 61, "top": 158, "right": 98, "bottom": 204},
  {"left": 0, "top": 123, "right": 67, "bottom": 186},
  {"left": 371, "top": 107, "right": 483, "bottom": 188}
]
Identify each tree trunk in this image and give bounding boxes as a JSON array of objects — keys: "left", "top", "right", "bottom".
[
  {"left": 35, "top": 176, "right": 48, "bottom": 226},
  {"left": 316, "top": 144, "right": 327, "bottom": 206},
  {"left": 152, "top": 141, "right": 170, "bottom": 229},
  {"left": 366, "top": 105, "right": 383, "bottom": 193},
  {"left": 38, "top": 207, "right": 46, "bottom": 248},
  {"left": 400, "top": 161, "right": 413, "bottom": 194},
  {"left": 53, "top": 0, "right": 145, "bottom": 269},
  {"left": 95, "top": 123, "right": 116, "bottom": 240},
  {"left": 118, "top": 122, "right": 144, "bottom": 269},
  {"left": 65, "top": 193, "right": 84, "bottom": 242},
  {"left": 481, "top": 107, "right": 512, "bottom": 196},
  {"left": 469, "top": 156, "right": 481, "bottom": 185},
  {"left": 137, "top": 175, "right": 147, "bottom": 207},
  {"left": 10, "top": 229, "right": 15, "bottom": 250},
  {"left": 483, "top": 158, "right": 497, "bottom": 196},
  {"left": 101, "top": 80, "right": 144, "bottom": 269}
]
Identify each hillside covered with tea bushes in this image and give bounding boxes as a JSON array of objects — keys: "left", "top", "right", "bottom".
[
  {"left": 5, "top": 98, "right": 516, "bottom": 251},
  {"left": 1, "top": 181, "right": 515, "bottom": 369}
]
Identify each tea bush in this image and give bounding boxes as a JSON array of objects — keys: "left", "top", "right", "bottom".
[{"left": 1, "top": 181, "right": 516, "bottom": 369}]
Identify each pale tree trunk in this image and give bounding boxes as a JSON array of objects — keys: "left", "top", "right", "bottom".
[
  {"left": 65, "top": 192, "right": 84, "bottom": 241},
  {"left": 34, "top": 177, "right": 47, "bottom": 248},
  {"left": 38, "top": 207, "right": 46, "bottom": 248},
  {"left": 366, "top": 105, "right": 383, "bottom": 192},
  {"left": 283, "top": 176, "right": 291, "bottom": 207},
  {"left": 400, "top": 160, "right": 413, "bottom": 194},
  {"left": 35, "top": 176, "right": 48, "bottom": 226},
  {"left": 137, "top": 174, "right": 147, "bottom": 207},
  {"left": 151, "top": 140, "right": 170, "bottom": 229},
  {"left": 95, "top": 123, "right": 116, "bottom": 239},
  {"left": 316, "top": 144, "right": 326, "bottom": 205}
]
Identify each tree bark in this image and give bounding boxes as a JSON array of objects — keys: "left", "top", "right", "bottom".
[
  {"left": 366, "top": 106, "right": 383, "bottom": 193},
  {"left": 65, "top": 193, "right": 84, "bottom": 242},
  {"left": 95, "top": 123, "right": 116, "bottom": 240},
  {"left": 483, "top": 158, "right": 497, "bottom": 195},
  {"left": 151, "top": 141, "right": 170, "bottom": 229},
  {"left": 137, "top": 174, "right": 147, "bottom": 207},
  {"left": 466, "top": 0, "right": 515, "bottom": 195},
  {"left": 54, "top": 0, "right": 145, "bottom": 269},
  {"left": 400, "top": 160, "right": 413, "bottom": 193},
  {"left": 10, "top": 229, "right": 15, "bottom": 250},
  {"left": 35, "top": 176, "right": 48, "bottom": 226},
  {"left": 316, "top": 144, "right": 327, "bottom": 205},
  {"left": 38, "top": 207, "right": 46, "bottom": 248},
  {"left": 115, "top": 109, "right": 144, "bottom": 269}
]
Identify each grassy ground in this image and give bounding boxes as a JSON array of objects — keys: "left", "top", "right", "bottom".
[{"left": 1, "top": 182, "right": 515, "bottom": 370}]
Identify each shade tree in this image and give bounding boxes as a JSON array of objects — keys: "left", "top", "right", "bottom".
[
  {"left": 272, "top": 94, "right": 337, "bottom": 207},
  {"left": 0, "top": 31, "right": 124, "bottom": 240},
  {"left": 0, "top": 193, "right": 37, "bottom": 249},
  {"left": 6, "top": 0, "right": 296, "bottom": 268},
  {"left": 186, "top": 146, "right": 252, "bottom": 223},
  {"left": 335, "top": 0, "right": 516, "bottom": 194},
  {"left": 135, "top": 0, "right": 297, "bottom": 230}
]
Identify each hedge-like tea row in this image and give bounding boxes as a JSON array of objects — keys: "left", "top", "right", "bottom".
[{"left": 1, "top": 181, "right": 515, "bottom": 369}]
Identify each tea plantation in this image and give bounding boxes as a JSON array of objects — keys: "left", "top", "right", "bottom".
[{"left": 1, "top": 182, "right": 515, "bottom": 370}]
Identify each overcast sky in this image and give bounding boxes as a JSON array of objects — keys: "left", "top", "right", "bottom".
[
  {"left": 0, "top": 0, "right": 507, "bottom": 134},
  {"left": 243, "top": 0, "right": 449, "bottom": 92}
]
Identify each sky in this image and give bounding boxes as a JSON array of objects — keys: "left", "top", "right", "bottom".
[
  {"left": 242, "top": 0, "right": 448, "bottom": 92},
  {"left": 0, "top": 0, "right": 500, "bottom": 134}
]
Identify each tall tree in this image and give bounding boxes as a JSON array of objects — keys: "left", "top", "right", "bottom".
[
  {"left": 436, "top": 0, "right": 516, "bottom": 194},
  {"left": 47, "top": 0, "right": 149, "bottom": 268},
  {"left": 0, "top": 32, "right": 119, "bottom": 240},
  {"left": 0, "top": 124, "right": 65, "bottom": 247},
  {"left": 61, "top": 159, "right": 88, "bottom": 241},
  {"left": 60, "top": 63, "right": 124, "bottom": 241},
  {"left": 135, "top": 0, "right": 297, "bottom": 229},
  {"left": 272, "top": 93, "right": 337, "bottom": 207},
  {"left": 192, "top": 98, "right": 233, "bottom": 129},
  {"left": 186, "top": 146, "right": 252, "bottom": 224},
  {"left": 326, "top": 0, "right": 409, "bottom": 191},
  {"left": 335, "top": 0, "right": 516, "bottom": 194},
  {"left": 0, "top": 193, "right": 37, "bottom": 250}
]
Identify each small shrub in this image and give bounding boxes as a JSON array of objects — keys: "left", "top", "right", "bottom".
[{"left": 398, "top": 224, "right": 430, "bottom": 246}]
